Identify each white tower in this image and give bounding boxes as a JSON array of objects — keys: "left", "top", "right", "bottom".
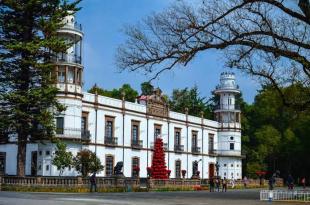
[
  {"left": 37, "top": 13, "right": 86, "bottom": 176},
  {"left": 214, "top": 72, "right": 242, "bottom": 179}
]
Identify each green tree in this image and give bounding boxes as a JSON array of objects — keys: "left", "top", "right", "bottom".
[
  {"left": 52, "top": 141, "right": 73, "bottom": 176},
  {"left": 0, "top": 0, "right": 80, "bottom": 176},
  {"left": 88, "top": 84, "right": 138, "bottom": 102},
  {"left": 140, "top": 82, "right": 154, "bottom": 95},
  {"left": 73, "top": 149, "right": 104, "bottom": 177},
  {"left": 169, "top": 86, "right": 212, "bottom": 119}
]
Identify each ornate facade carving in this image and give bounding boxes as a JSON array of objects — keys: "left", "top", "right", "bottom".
[{"left": 146, "top": 88, "right": 168, "bottom": 118}]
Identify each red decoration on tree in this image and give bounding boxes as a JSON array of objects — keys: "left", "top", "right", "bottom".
[{"left": 151, "top": 137, "right": 168, "bottom": 179}]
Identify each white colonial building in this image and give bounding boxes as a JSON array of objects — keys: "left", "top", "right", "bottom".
[{"left": 0, "top": 14, "right": 243, "bottom": 179}]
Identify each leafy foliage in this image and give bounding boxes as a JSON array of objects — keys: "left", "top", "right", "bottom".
[
  {"left": 88, "top": 84, "right": 138, "bottom": 102},
  {"left": 52, "top": 141, "right": 73, "bottom": 176},
  {"left": 242, "top": 85, "right": 309, "bottom": 179},
  {"left": 169, "top": 86, "right": 213, "bottom": 119},
  {"left": 140, "top": 82, "right": 154, "bottom": 95},
  {"left": 73, "top": 149, "right": 104, "bottom": 177}
]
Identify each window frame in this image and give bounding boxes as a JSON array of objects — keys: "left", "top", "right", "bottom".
[
  {"left": 105, "top": 116, "right": 115, "bottom": 139},
  {"left": 105, "top": 155, "right": 114, "bottom": 177},
  {"left": 131, "top": 120, "right": 140, "bottom": 144}
]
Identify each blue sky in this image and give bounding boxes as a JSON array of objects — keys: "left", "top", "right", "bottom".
[{"left": 77, "top": 0, "right": 260, "bottom": 103}]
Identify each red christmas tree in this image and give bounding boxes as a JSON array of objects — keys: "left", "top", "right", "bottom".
[{"left": 151, "top": 137, "right": 168, "bottom": 179}]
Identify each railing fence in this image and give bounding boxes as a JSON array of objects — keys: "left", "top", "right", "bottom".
[{"left": 260, "top": 190, "right": 310, "bottom": 202}]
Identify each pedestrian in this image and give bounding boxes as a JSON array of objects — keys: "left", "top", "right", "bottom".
[
  {"left": 230, "top": 177, "right": 235, "bottom": 189},
  {"left": 215, "top": 178, "right": 221, "bottom": 192},
  {"left": 243, "top": 176, "right": 248, "bottom": 188},
  {"left": 222, "top": 177, "right": 227, "bottom": 192},
  {"left": 90, "top": 172, "right": 97, "bottom": 192},
  {"left": 209, "top": 178, "right": 214, "bottom": 192},
  {"left": 268, "top": 176, "right": 274, "bottom": 190},
  {"left": 301, "top": 177, "right": 306, "bottom": 189},
  {"left": 287, "top": 174, "right": 294, "bottom": 190}
]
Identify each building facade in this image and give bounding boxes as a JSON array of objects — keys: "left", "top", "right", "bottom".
[{"left": 0, "top": 14, "right": 242, "bottom": 179}]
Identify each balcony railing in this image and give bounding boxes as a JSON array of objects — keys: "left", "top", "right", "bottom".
[
  {"left": 104, "top": 136, "right": 118, "bottom": 146},
  {"left": 56, "top": 128, "right": 91, "bottom": 141},
  {"left": 214, "top": 149, "right": 242, "bottom": 156},
  {"left": 215, "top": 84, "right": 239, "bottom": 90},
  {"left": 191, "top": 146, "right": 201, "bottom": 154},
  {"left": 209, "top": 149, "right": 217, "bottom": 155},
  {"left": 81, "top": 130, "right": 91, "bottom": 141},
  {"left": 214, "top": 104, "right": 240, "bottom": 110},
  {"left": 54, "top": 53, "right": 82, "bottom": 64},
  {"left": 62, "top": 22, "right": 83, "bottom": 31},
  {"left": 174, "top": 144, "right": 184, "bottom": 152},
  {"left": 131, "top": 140, "right": 143, "bottom": 149}
]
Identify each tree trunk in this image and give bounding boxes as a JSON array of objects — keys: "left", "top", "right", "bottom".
[{"left": 17, "top": 136, "right": 27, "bottom": 177}]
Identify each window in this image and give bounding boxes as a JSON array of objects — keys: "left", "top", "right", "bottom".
[
  {"left": 192, "top": 131, "right": 198, "bottom": 148},
  {"left": 56, "top": 117, "right": 64, "bottom": 134},
  {"left": 208, "top": 134, "right": 214, "bottom": 153},
  {"left": 231, "top": 164, "right": 234, "bottom": 167},
  {"left": 57, "top": 66, "right": 65, "bottom": 83},
  {"left": 230, "top": 143, "right": 234, "bottom": 150},
  {"left": 67, "top": 67, "right": 75, "bottom": 83},
  {"left": 39, "top": 151, "right": 42, "bottom": 156},
  {"left": 224, "top": 172, "right": 226, "bottom": 176},
  {"left": 230, "top": 136, "right": 234, "bottom": 140},
  {"left": 105, "top": 155, "right": 114, "bottom": 176},
  {"left": 45, "top": 151, "right": 50, "bottom": 156},
  {"left": 131, "top": 121, "right": 140, "bottom": 144},
  {"left": 105, "top": 116, "right": 114, "bottom": 139},
  {"left": 154, "top": 124, "right": 161, "bottom": 139},
  {"left": 236, "top": 113, "right": 240, "bottom": 123},
  {"left": 81, "top": 112, "right": 88, "bottom": 132},
  {"left": 46, "top": 165, "right": 49, "bottom": 171},
  {"left": 132, "top": 157, "right": 140, "bottom": 177},
  {"left": 192, "top": 161, "right": 198, "bottom": 176},
  {"left": 76, "top": 70, "right": 82, "bottom": 85},
  {"left": 224, "top": 164, "right": 227, "bottom": 167},
  {"left": 175, "top": 128, "right": 181, "bottom": 146},
  {"left": 175, "top": 160, "right": 181, "bottom": 178}
]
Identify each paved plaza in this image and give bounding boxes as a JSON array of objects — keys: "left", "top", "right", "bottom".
[{"left": 0, "top": 189, "right": 307, "bottom": 205}]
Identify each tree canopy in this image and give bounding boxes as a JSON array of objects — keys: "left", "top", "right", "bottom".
[
  {"left": 169, "top": 86, "right": 213, "bottom": 119},
  {"left": 73, "top": 149, "right": 104, "bottom": 177},
  {"left": 116, "top": 0, "right": 310, "bottom": 111},
  {"left": 52, "top": 141, "right": 73, "bottom": 176},
  {"left": 242, "top": 85, "right": 309, "bottom": 179},
  {"left": 88, "top": 84, "right": 139, "bottom": 102}
]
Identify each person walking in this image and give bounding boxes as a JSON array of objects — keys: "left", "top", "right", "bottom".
[
  {"left": 301, "top": 177, "right": 306, "bottom": 189},
  {"left": 243, "top": 176, "right": 248, "bottom": 188},
  {"left": 268, "top": 175, "right": 275, "bottom": 190},
  {"left": 230, "top": 177, "right": 235, "bottom": 189},
  {"left": 222, "top": 177, "right": 227, "bottom": 192},
  {"left": 215, "top": 178, "right": 220, "bottom": 192},
  {"left": 90, "top": 172, "right": 97, "bottom": 192},
  {"left": 287, "top": 174, "right": 294, "bottom": 190},
  {"left": 209, "top": 178, "right": 215, "bottom": 192}
]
